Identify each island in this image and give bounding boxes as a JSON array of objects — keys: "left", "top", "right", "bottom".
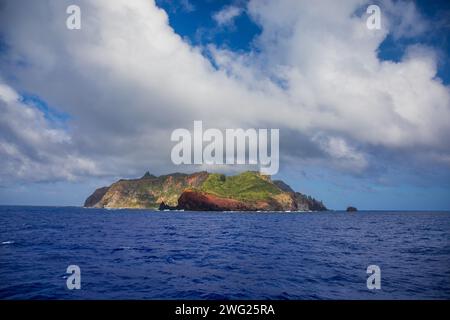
[{"left": 84, "top": 171, "right": 327, "bottom": 212}]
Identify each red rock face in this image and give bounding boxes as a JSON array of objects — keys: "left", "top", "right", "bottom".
[{"left": 177, "top": 190, "right": 277, "bottom": 211}]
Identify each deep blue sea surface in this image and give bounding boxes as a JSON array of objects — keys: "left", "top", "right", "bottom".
[{"left": 0, "top": 206, "right": 449, "bottom": 299}]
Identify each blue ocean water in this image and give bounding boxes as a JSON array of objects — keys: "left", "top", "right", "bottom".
[{"left": 0, "top": 206, "right": 449, "bottom": 300}]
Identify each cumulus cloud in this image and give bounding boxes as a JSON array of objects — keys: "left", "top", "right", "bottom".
[
  {"left": 0, "top": 81, "right": 98, "bottom": 183},
  {"left": 312, "top": 134, "right": 369, "bottom": 173},
  {"left": 382, "top": 0, "right": 429, "bottom": 39},
  {"left": 0, "top": 0, "right": 449, "bottom": 186},
  {"left": 213, "top": 5, "right": 243, "bottom": 26}
]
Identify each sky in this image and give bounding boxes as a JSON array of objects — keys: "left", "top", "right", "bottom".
[{"left": 0, "top": 0, "right": 449, "bottom": 210}]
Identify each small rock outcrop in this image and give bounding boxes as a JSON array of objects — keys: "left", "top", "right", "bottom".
[{"left": 158, "top": 201, "right": 178, "bottom": 210}]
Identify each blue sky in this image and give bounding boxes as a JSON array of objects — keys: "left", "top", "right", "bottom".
[
  {"left": 156, "top": 0, "right": 261, "bottom": 52},
  {"left": 0, "top": 0, "right": 450, "bottom": 210}
]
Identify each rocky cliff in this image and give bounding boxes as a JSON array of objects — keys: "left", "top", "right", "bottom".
[{"left": 84, "top": 171, "right": 327, "bottom": 211}]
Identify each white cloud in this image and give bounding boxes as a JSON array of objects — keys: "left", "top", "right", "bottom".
[
  {"left": 313, "top": 134, "right": 368, "bottom": 173},
  {"left": 0, "top": 81, "right": 99, "bottom": 183},
  {"left": 0, "top": 0, "right": 449, "bottom": 185},
  {"left": 180, "top": 0, "right": 195, "bottom": 13},
  {"left": 213, "top": 5, "right": 243, "bottom": 26},
  {"left": 382, "top": 0, "right": 429, "bottom": 39}
]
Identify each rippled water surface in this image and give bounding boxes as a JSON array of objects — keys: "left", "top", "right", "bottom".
[{"left": 0, "top": 206, "right": 449, "bottom": 299}]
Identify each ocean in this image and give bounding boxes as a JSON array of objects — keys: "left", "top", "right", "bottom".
[{"left": 0, "top": 206, "right": 449, "bottom": 299}]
